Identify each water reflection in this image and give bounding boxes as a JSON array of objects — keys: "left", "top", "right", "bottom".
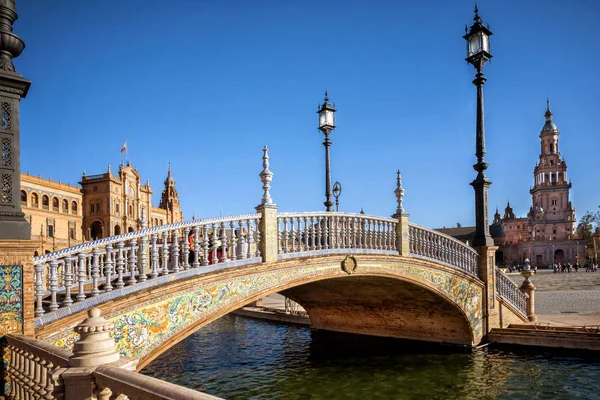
[{"left": 142, "top": 315, "right": 600, "bottom": 400}]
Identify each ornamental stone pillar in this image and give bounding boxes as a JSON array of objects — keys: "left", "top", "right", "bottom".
[
  {"left": 520, "top": 263, "right": 537, "bottom": 322},
  {"left": 477, "top": 245, "right": 498, "bottom": 336},
  {"left": 392, "top": 213, "right": 410, "bottom": 257},
  {"left": 256, "top": 146, "right": 278, "bottom": 262}
]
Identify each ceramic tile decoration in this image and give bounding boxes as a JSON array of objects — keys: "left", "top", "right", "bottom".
[
  {"left": 48, "top": 261, "right": 482, "bottom": 360},
  {"left": 0, "top": 266, "right": 23, "bottom": 335}
]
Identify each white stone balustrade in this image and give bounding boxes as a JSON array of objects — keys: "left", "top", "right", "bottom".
[
  {"left": 495, "top": 267, "right": 528, "bottom": 317},
  {"left": 33, "top": 215, "right": 261, "bottom": 324},
  {"left": 408, "top": 223, "right": 480, "bottom": 277},
  {"left": 277, "top": 212, "right": 398, "bottom": 258}
]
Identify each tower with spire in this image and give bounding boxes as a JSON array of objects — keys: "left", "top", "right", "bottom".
[
  {"left": 159, "top": 163, "right": 183, "bottom": 224},
  {"left": 527, "top": 99, "right": 575, "bottom": 241}
]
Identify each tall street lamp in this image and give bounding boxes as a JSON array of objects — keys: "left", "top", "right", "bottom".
[
  {"left": 318, "top": 91, "right": 336, "bottom": 212},
  {"left": 464, "top": 5, "right": 494, "bottom": 247},
  {"left": 332, "top": 181, "right": 342, "bottom": 212}
]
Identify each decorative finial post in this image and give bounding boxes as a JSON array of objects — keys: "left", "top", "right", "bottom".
[
  {"left": 259, "top": 146, "right": 274, "bottom": 205},
  {"left": 519, "top": 258, "right": 537, "bottom": 321},
  {"left": 69, "top": 307, "right": 120, "bottom": 367},
  {"left": 394, "top": 170, "right": 405, "bottom": 215},
  {"left": 140, "top": 205, "right": 147, "bottom": 229}
]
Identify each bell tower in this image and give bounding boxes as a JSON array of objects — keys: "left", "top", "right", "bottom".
[
  {"left": 159, "top": 163, "right": 183, "bottom": 224},
  {"left": 529, "top": 100, "right": 575, "bottom": 240}
]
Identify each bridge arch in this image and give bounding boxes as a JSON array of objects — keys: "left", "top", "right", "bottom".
[{"left": 38, "top": 254, "right": 484, "bottom": 370}]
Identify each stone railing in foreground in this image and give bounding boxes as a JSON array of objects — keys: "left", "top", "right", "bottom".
[
  {"left": 33, "top": 214, "right": 262, "bottom": 325},
  {"left": 495, "top": 267, "right": 528, "bottom": 318},
  {"left": 5, "top": 308, "right": 222, "bottom": 400},
  {"left": 408, "top": 223, "right": 479, "bottom": 277},
  {"left": 277, "top": 212, "right": 398, "bottom": 259}
]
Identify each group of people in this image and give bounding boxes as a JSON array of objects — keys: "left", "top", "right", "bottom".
[
  {"left": 553, "top": 262, "right": 580, "bottom": 273},
  {"left": 585, "top": 261, "right": 599, "bottom": 272},
  {"left": 186, "top": 228, "right": 250, "bottom": 265}
]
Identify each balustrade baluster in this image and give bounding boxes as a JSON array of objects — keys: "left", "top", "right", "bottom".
[
  {"left": 220, "top": 222, "right": 228, "bottom": 263},
  {"left": 277, "top": 218, "right": 283, "bottom": 254},
  {"left": 32, "top": 355, "right": 43, "bottom": 397},
  {"left": 161, "top": 231, "right": 170, "bottom": 274},
  {"left": 254, "top": 217, "right": 261, "bottom": 257},
  {"left": 210, "top": 224, "right": 219, "bottom": 264},
  {"left": 114, "top": 241, "right": 125, "bottom": 288},
  {"left": 229, "top": 221, "right": 237, "bottom": 262},
  {"left": 13, "top": 347, "right": 21, "bottom": 399},
  {"left": 202, "top": 225, "right": 210, "bottom": 265},
  {"left": 75, "top": 252, "right": 86, "bottom": 301},
  {"left": 323, "top": 216, "right": 330, "bottom": 250},
  {"left": 290, "top": 217, "right": 296, "bottom": 253},
  {"left": 238, "top": 221, "right": 248, "bottom": 260},
  {"left": 171, "top": 230, "right": 180, "bottom": 272},
  {"left": 128, "top": 239, "right": 138, "bottom": 285},
  {"left": 150, "top": 233, "right": 159, "bottom": 278},
  {"left": 61, "top": 255, "right": 74, "bottom": 307},
  {"left": 24, "top": 351, "right": 34, "bottom": 398},
  {"left": 193, "top": 226, "right": 201, "bottom": 267},
  {"left": 91, "top": 247, "right": 101, "bottom": 296},
  {"left": 138, "top": 232, "right": 149, "bottom": 280},
  {"left": 43, "top": 361, "right": 55, "bottom": 400},
  {"left": 303, "top": 216, "right": 309, "bottom": 252},
  {"left": 103, "top": 244, "right": 114, "bottom": 292},
  {"left": 36, "top": 357, "right": 48, "bottom": 400},
  {"left": 309, "top": 216, "right": 316, "bottom": 251},
  {"left": 282, "top": 217, "right": 289, "bottom": 254},
  {"left": 48, "top": 260, "right": 59, "bottom": 311},
  {"left": 182, "top": 227, "right": 190, "bottom": 270}
]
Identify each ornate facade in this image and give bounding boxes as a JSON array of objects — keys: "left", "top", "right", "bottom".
[
  {"left": 20, "top": 173, "right": 84, "bottom": 255},
  {"left": 20, "top": 163, "right": 184, "bottom": 252},
  {"left": 80, "top": 162, "right": 183, "bottom": 240}
]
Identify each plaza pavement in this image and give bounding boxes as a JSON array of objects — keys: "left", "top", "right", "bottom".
[{"left": 507, "top": 269, "right": 600, "bottom": 327}]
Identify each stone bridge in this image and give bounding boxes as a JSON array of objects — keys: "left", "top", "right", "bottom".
[{"left": 28, "top": 201, "right": 530, "bottom": 370}]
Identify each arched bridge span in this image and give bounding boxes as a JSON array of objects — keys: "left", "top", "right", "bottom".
[{"left": 32, "top": 211, "right": 528, "bottom": 369}]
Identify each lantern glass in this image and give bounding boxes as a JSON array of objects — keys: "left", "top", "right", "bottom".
[
  {"left": 319, "top": 109, "right": 334, "bottom": 128},
  {"left": 467, "top": 31, "right": 489, "bottom": 57}
]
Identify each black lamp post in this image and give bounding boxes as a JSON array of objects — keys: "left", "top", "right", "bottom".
[
  {"left": 464, "top": 5, "right": 494, "bottom": 247},
  {"left": 318, "top": 91, "right": 336, "bottom": 212},
  {"left": 332, "top": 181, "right": 342, "bottom": 212}
]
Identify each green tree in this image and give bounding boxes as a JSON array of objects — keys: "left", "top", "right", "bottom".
[{"left": 575, "top": 210, "right": 600, "bottom": 259}]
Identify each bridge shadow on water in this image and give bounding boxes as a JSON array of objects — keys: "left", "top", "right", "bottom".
[{"left": 142, "top": 315, "right": 600, "bottom": 400}]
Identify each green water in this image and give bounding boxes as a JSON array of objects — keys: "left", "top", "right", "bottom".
[{"left": 142, "top": 315, "right": 600, "bottom": 399}]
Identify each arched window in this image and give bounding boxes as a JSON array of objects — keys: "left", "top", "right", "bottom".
[
  {"left": 71, "top": 201, "right": 78, "bottom": 215},
  {"left": 31, "top": 193, "right": 39, "bottom": 208},
  {"left": 62, "top": 199, "right": 68, "bottom": 213},
  {"left": 52, "top": 197, "right": 59, "bottom": 211},
  {"left": 20, "top": 190, "right": 26, "bottom": 206},
  {"left": 154, "top": 218, "right": 158, "bottom": 226},
  {"left": 114, "top": 225, "right": 121, "bottom": 235},
  {"left": 160, "top": 219, "right": 163, "bottom": 225},
  {"left": 42, "top": 195, "right": 49, "bottom": 210}
]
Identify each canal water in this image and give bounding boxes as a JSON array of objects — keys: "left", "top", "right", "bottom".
[{"left": 142, "top": 315, "right": 600, "bottom": 399}]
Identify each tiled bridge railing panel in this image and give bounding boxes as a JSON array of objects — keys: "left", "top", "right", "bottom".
[
  {"left": 408, "top": 222, "right": 479, "bottom": 277},
  {"left": 495, "top": 267, "right": 528, "bottom": 317},
  {"left": 33, "top": 214, "right": 261, "bottom": 322},
  {"left": 277, "top": 212, "right": 398, "bottom": 259}
]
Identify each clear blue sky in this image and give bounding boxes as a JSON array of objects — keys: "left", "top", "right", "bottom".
[{"left": 16, "top": 0, "right": 600, "bottom": 228}]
